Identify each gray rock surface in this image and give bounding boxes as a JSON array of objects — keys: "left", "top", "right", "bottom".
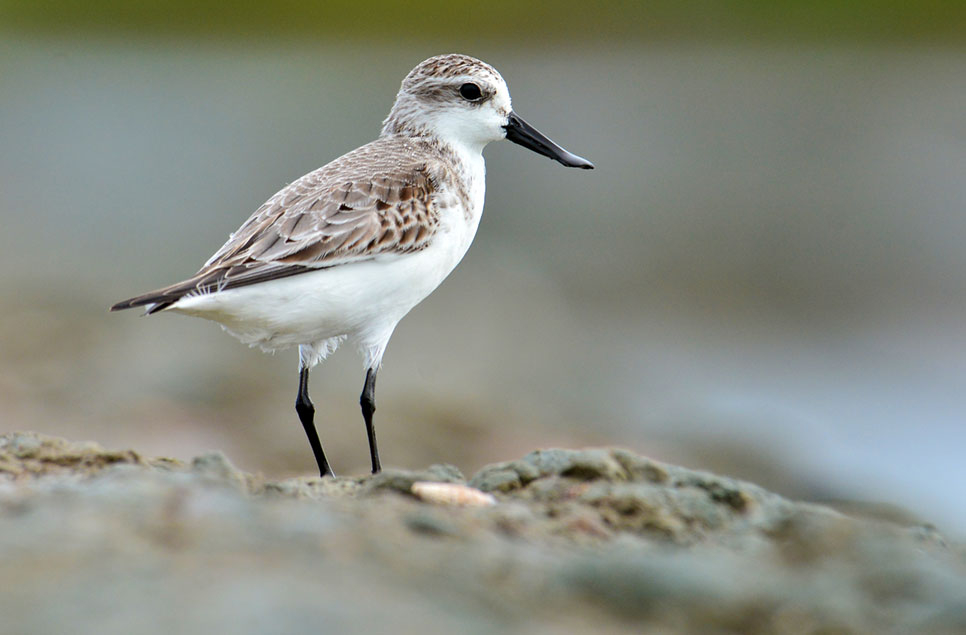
[{"left": 1, "top": 432, "right": 964, "bottom": 634}]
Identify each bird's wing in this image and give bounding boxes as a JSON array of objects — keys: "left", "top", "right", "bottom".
[{"left": 111, "top": 138, "right": 446, "bottom": 313}]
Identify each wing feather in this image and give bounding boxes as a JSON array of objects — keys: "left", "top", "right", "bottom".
[{"left": 110, "top": 137, "right": 447, "bottom": 313}]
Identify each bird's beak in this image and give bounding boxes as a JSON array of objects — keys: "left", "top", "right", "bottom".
[{"left": 503, "top": 111, "right": 595, "bottom": 169}]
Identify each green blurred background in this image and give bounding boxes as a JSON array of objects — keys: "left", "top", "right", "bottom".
[
  {"left": 1, "top": 3, "right": 964, "bottom": 533},
  {"left": 3, "top": 0, "right": 966, "bottom": 42}
]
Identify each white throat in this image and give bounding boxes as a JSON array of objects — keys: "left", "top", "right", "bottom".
[{"left": 444, "top": 136, "right": 487, "bottom": 218}]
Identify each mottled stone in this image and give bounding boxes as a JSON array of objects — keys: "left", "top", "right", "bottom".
[
  {"left": 469, "top": 467, "right": 521, "bottom": 493},
  {"left": 611, "top": 448, "right": 669, "bottom": 483},
  {"left": 362, "top": 464, "right": 464, "bottom": 496},
  {"left": 1, "top": 432, "right": 964, "bottom": 635},
  {"left": 0, "top": 432, "right": 143, "bottom": 478}
]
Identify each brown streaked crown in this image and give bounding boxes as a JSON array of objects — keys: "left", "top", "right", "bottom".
[{"left": 400, "top": 54, "right": 502, "bottom": 90}]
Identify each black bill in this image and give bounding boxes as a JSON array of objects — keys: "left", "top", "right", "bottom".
[{"left": 503, "top": 111, "right": 595, "bottom": 169}]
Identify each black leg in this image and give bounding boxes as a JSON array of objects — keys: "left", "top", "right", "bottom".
[
  {"left": 360, "top": 368, "right": 381, "bottom": 474},
  {"left": 295, "top": 367, "right": 334, "bottom": 477}
]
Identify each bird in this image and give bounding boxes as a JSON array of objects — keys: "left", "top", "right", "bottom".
[{"left": 111, "top": 53, "right": 594, "bottom": 477}]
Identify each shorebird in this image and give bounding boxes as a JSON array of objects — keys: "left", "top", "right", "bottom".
[{"left": 111, "top": 54, "right": 593, "bottom": 477}]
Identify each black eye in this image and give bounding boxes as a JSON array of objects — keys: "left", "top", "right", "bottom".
[{"left": 459, "top": 83, "right": 483, "bottom": 101}]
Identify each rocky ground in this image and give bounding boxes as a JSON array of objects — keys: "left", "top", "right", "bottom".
[{"left": 1, "top": 432, "right": 964, "bottom": 634}]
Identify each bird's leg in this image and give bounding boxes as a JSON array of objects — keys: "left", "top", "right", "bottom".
[
  {"left": 295, "top": 366, "right": 334, "bottom": 477},
  {"left": 360, "top": 367, "right": 381, "bottom": 474}
]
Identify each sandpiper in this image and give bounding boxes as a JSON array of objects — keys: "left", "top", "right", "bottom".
[{"left": 112, "top": 54, "right": 593, "bottom": 477}]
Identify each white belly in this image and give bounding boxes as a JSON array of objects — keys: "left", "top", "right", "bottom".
[{"left": 169, "top": 207, "right": 481, "bottom": 355}]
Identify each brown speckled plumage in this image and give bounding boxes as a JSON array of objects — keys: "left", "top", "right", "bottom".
[{"left": 112, "top": 136, "right": 463, "bottom": 313}]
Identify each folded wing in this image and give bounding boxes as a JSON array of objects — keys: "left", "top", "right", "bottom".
[{"left": 111, "top": 139, "right": 441, "bottom": 314}]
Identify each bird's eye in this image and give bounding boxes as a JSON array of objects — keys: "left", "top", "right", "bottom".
[{"left": 458, "top": 83, "right": 483, "bottom": 101}]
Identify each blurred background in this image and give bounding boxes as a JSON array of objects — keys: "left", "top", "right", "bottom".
[{"left": 1, "top": 2, "right": 964, "bottom": 534}]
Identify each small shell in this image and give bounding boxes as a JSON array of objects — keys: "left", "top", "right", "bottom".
[{"left": 411, "top": 481, "right": 496, "bottom": 507}]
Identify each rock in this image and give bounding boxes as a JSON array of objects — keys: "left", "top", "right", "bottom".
[
  {"left": 1, "top": 432, "right": 963, "bottom": 634},
  {"left": 190, "top": 451, "right": 251, "bottom": 492},
  {"left": 0, "top": 431, "right": 144, "bottom": 478},
  {"left": 362, "top": 463, "right": 465, "bottom": 496}
]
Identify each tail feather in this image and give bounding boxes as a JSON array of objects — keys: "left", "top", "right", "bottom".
[
  {"left": 109, "top": 272, "right": 213, "bottom": 314},
  {"left": 110, "top": 263, "right": 319, "bottom": 314},
  {"left": 110, "top": 291, "right": 183, "bottom": 314}
]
